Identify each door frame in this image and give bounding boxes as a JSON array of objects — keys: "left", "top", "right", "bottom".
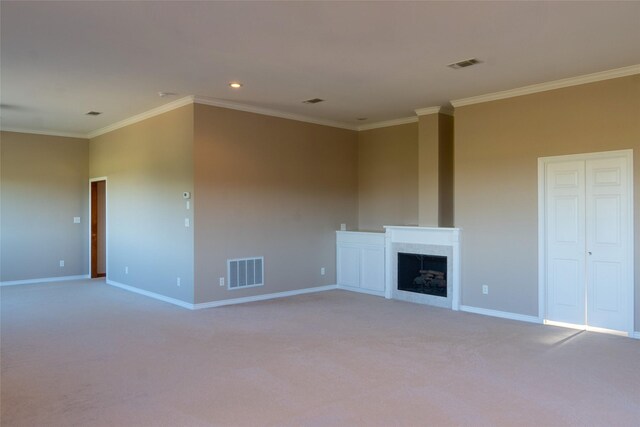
[
  {"left": 89, "top": 177, "right": 108, "bottom": 279},
  {"left": 538, "top": 149, "right": 634, "bottom": 335}
]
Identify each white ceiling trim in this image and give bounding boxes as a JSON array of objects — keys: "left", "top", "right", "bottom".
[
  {"left": 357, "top": 116, "right": 418, "bottom": 131},
  {"left": 87, "top": 96, "right": 195, "bottom": 139},
  {"left": 414, "top": 106, "right": 441, "bottom": 116},
  {"left": 0, "top": 127, "right": 88, "bottom": 139},
  {"left": 451, "top": 64, "right": 640, "bottom": 108},
  {"left": 88, "top": 94, "right": 358, "bottom": 140},
  {"left": 193, "top": 96, "right": 357, "bottom": 131},
  {"left": 414, "top": 106, "right": 454, "bottom": 117}
]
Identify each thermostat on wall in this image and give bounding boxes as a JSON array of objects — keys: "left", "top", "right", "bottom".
[{"left": 183, "top": 192, "right": 191, "bottom": 199}]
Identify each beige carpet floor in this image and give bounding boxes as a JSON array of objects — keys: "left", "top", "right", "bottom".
[{"left": 1, "top": 279, "right": 639, "bottom": 426}]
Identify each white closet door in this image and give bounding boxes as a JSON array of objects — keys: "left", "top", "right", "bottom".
[
  {"left": 544, "top": 152, "right": 632, "bottom": 333},
  {"left": 585, "top": 157, "right": 630, "bottom": 332},
  {"left": 545, "top": 161, "right": 587, "bottom": 325}
]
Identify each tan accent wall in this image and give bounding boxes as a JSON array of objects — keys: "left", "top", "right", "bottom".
[
  {"left": 357, "top": 122, "right": 418, "bottom": 231},
  {"left": 89, "top": 105, "right": 194, "bottom": 303},
  {"left": 454, "top": 75, "right": 640, "bottom": 328},
  {"left": 193, "top": 104, "right": 358, "bottom": 304},
  {"left": 438, "top": 114, "right": 454, "bottom": 227},
  {"left": 418, "top": 114, "right": 439, "bottom": 226},
  {"left": 418, "top": 113, "right": 454, "bottom": 227},
  {"left": 0, "top": 131, "right": 89, "bottom": 281}
]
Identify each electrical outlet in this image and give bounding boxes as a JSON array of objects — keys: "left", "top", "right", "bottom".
[
  {"left": 219, "top": 277, "right": 225, "bottom": 287},
  {"left": 73, "top": 217, "right": 81, "bottom": 224},
  {"left": 184, "top": 218, "right": 190, "bottom": 227},
  {"left": 59, "top": 260, "right": 65, "bottom": 267},
  {"left": 177, "top": 277, "right": 181, "bottom": 287},
  {"left": 482, "top": 285, "right": 489, "bottom": 295},
  {"left": 320, "top": 267, "right": 325, "bottom": 276},
  {"left": 340, "top": 223, "right": 346, "bottom": 231},
  {"left": 125, "top": 266, "right": 129, "bottom": 274}
]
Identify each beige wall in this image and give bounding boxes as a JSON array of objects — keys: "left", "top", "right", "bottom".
[
  {"left": 358, "top": 122, "right": 418, "bottom": 231},
  {"left": 193, "top": 104, "right": 358, "bottom": 304},
  {"left": 454, "top": 75, "right": 640, "bottom": 329},
  {"left": 0, "top": 131, "right": 89, "bottom": 282},
  {"left": 89, "top": 105, "right": 194, "bottom": 303}
]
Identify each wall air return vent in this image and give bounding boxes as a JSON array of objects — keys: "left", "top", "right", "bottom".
[
  {"left": 227, "top": 257, "right": 264, "bottom": 290},
  {"left": 447, "top": 58, "right": 481, "bottom": 69},
  {"left": 302, "top": 98, "right": 324, "bottom": 104}
]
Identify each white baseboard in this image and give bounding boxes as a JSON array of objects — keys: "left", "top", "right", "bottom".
[
  {"left": 107, "top": 280, "right": 337, "bottom": 310},
  {"left": 460, "top": 305, "right": 542, "bottom": 324},
  {"left": 337, "top": 284, "right": 385, "bottom": 298},
  {"left": 632, "top": 332, "right": 640, "bottom": 340},
  {"left": 106, "top": 280, "right": 193, "bottom": 309},
  {"left": 193, "top": 284, "right": 338, "bottom": 309},
  {"left": 0, "top": 274, "right": 90, "bottom": 287}
]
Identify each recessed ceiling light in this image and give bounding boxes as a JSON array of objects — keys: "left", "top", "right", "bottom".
[
  {"left": 229, "top": 82, "right": 243, "bottom": 89},
  {"left": 158, "top": 91, "right": 177, "bottom": 98},
  {"left": 302, "top": 98, "right": 324, "bottom": 104},
  {"left": 85, "top": 111, "right": 102, "bottom": 116},
  {"left": 447, "top": 58, "right": 481, "bottom": 69}
]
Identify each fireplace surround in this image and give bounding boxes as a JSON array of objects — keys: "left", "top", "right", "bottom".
[{"left": 384, "top": 226, "right": 461, "bottom": 310}]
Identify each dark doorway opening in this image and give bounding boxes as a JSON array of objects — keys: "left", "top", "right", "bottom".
[{"left": 91, "top": 180, "right": 106, "bottom": 278}]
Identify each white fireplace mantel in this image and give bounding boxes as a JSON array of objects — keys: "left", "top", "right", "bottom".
[{"left": 384, "top": 226, "right": 461, "bottom": 310}]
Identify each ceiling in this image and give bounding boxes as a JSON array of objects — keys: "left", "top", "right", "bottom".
[{"left": 1, "top": 1, "right": 639, "bottom": 137}]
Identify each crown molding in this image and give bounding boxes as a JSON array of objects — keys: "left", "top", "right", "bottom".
[
  {"left": 414, "top": 106, "right": 454, "bottom": 117},
  {"left": 414, "top": 106, "right": 441, "bottom": 116},
  {"left": 357, "top": 116, "right": 418, "bottom": 131},
  {"left": 0, "top": 127, "right": 88, "bottom": 139},
  {"left": 451, "top": 64, "right": 640, "bottom": 108},
  {"left": 193, "top": 96, "right": 357, "bottom": 131},
  {"left": 87, "top": 96, "right": 195, "bottom": 139}
]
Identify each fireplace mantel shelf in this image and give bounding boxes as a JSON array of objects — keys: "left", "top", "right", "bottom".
[{"left": 384, "top": 226, "right": 459, "bottom": 232}]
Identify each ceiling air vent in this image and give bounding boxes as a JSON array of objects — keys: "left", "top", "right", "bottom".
[
  {"left": 447, "top": 58, "right": 481, "bottom": 69},
  {"left": 302, "top": 98, "right": 324, "bottom": 104},
  {"left": 85, "top": 111, "right": 102, "bottom": 116}
]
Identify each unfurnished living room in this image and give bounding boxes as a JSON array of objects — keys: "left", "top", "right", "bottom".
[{"left": 1, "top": 1, "right": 639, "bottom": 426}]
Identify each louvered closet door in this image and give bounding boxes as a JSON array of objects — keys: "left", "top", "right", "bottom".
[{"left": 545, "top": 154, "right": 631, "bottom": 333}]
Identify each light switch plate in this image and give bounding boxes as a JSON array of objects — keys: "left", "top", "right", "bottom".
[{"left": 73, "top": 217, "right": 81, "bottom": 223}]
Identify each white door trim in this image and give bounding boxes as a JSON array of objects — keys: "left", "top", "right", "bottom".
[
  {"left": 538, "top": 149, "right": 634, "bottom": 334},
  {"left": 89, "top": 177, "right": 108, "bottom": 279}
]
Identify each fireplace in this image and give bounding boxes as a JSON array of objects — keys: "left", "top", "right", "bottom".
[
  {"left": 397, "top": 253, "right": 447, "bottom": 297},
  {"left": 384, "top": 226, "right": 460, "bottom": 310}
]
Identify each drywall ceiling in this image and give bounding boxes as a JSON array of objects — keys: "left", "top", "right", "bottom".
[{"left": 1, "top": 1, "right": 639, "bottom": 136}]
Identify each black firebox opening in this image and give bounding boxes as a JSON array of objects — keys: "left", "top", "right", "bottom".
[{"left": 397, "top": 253, "right": 447, "bottom": 297}]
